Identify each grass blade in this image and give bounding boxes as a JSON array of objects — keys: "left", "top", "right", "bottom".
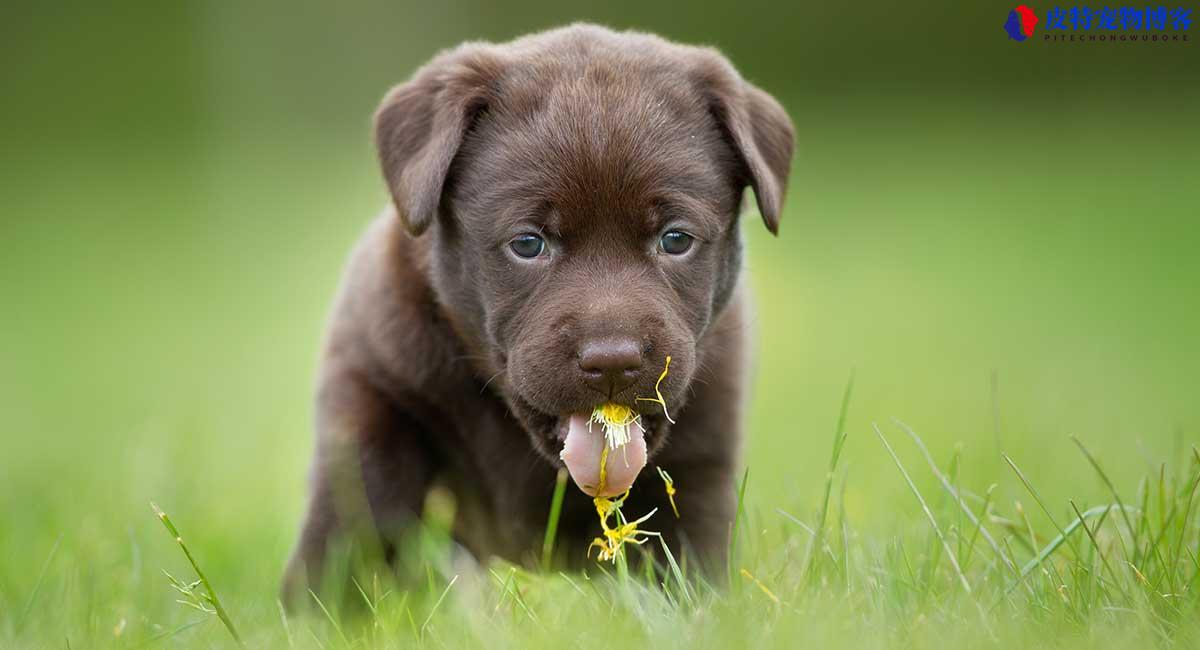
[
  {"left": 17, "top": 535, "right": 61, "bottom": 632},
  {"left": 420, "top": 574, "right": 459, "bottom": 637},
  {"left": 893, "top": 417, "right": 1016, "bottom": 573},
  {"left": 806, "top": 370, "right": 854, "bottom": 581},
  {"left": 1071, "top": 436, "right": 1137, "bottom": 553},
  {"left": 1069, "top": 500, "right": 1131, "bottom": 605},
  {"left": 658, "top": 538, "right": 693, "bottom": 607},
  {"left": 308, "top": 589, "right": 347, "bottom": 645},
  {"left": 150, "top": 503, "right": 243, "bottom": 647},
  {"left": 873, "top": 423, "right": 972, "bottom": 595},
  {"left": 130, "top": 618, "right": 209, "bottom": 649},
  {"left": 727, "top": 466, "right": 750, "bottom": 589},
  {"left": 541, "top": 468, "right": 569, "bottom": 571},
  {"left": 1003, "top": 454, "right": 1082, "bottom": 562},
  {"left": 1000, "top": 503, "right": 1135, "bottom": 602},
  {"left": 276, "top": 599, "right": 295, "bottom": 648}
]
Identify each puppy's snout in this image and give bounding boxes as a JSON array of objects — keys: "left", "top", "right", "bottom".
[{"left": 577, "top": 337, "right": 643, "bottom": 396}]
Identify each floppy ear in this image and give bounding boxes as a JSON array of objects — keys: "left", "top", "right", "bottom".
[
  {"left": 694, "top": 55, "right": 795, "bottom": 235},
  {"left": 374, "top": 45, "right": 503, "bottom": 236}
]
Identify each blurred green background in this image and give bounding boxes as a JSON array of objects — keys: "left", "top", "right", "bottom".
[{"left": 1, "top": 0, "right": 1197, "bottom": 636}]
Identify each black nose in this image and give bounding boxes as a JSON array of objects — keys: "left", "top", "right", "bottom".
[{"left": 578, "top": 337, "right": 643, "bottom": 396}]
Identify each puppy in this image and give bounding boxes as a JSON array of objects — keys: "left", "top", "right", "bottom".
[{"left": 283, "top": 23, "right": 793, "bottom": 601}]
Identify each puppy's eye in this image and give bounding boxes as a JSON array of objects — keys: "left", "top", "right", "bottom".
[
  {"left": 659, "top": 230, "right": 694, "bottom": 255},
  {"left": 509, "top": 234, "right": 546, "bottom": 259}
]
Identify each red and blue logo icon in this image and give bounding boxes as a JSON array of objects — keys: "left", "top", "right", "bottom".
[
  {"left": 1005, "top": 6, "right": 1193, "bottom": 42},
  {"left": 1005, "top": 5, "right": 1041, "bottom": 40}
]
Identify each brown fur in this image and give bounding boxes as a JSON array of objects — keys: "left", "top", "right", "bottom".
[{"left": 282, "top": 23, "right": 794, "bottom": 604}]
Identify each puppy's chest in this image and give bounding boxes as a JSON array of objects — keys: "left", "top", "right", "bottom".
[{"left": 430, "top": 395, "right": 557, "bottom": 540}]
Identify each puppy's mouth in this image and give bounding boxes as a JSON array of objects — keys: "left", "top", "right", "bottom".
[
  {"left": 558, "top": 412, "right": 648, "bottom": 497},
  {"left": 508, "top": 393, "right": 669, "bottom": 496}
]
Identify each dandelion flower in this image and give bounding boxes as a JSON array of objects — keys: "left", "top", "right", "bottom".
[
  {"left": 584, "top": 446, "right": 661, "bottom": 563},
  {"left": 657, "top": 466, "right": 680, "bottom": 518},
  {"left": 589, "top": 402, "right": 642, "bottom": 449},
  {"left": 588, "top": 489, "right": 660, "bottom": 563},
  {"left": 636, "top": 355, "right": 676, "bottom": 424}
]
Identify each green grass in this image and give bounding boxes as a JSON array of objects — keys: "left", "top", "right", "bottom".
[
  {"left": 94, "top": 418, "right": 1200, "bottom": 649},
  {"left": 1, "top": 90, "right": 1198, "bottom": 648}
]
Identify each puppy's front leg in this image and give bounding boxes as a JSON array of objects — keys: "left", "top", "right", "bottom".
[{"left": 282, "top": 369, "right": 435, "bottom": 607}]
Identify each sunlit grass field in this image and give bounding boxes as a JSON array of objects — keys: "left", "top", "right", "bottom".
[{"left": 1, "top": 90, "right": 1198, "bottom": 648}]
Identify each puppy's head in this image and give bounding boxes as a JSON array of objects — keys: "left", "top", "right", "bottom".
[{"left": 374, "top": 25, "right": 793, "bottom": 492}]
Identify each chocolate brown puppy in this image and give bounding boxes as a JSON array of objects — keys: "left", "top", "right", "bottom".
[{"left": 282, "top": 23, "right": 793, "bottom": 602}]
